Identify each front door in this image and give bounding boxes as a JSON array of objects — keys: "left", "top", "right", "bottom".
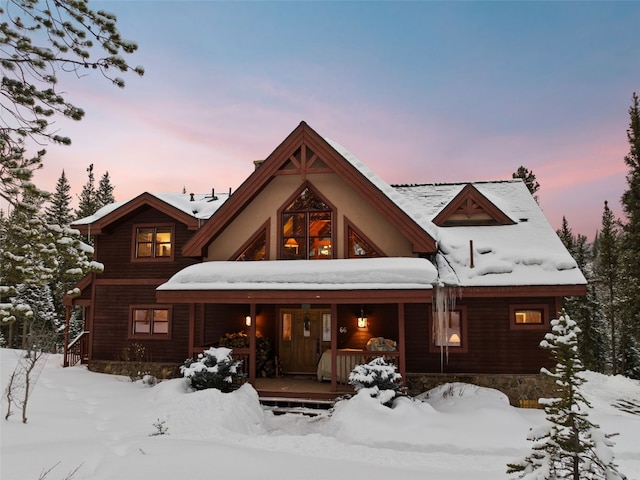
[{"left": 279, "top": 308, "right": 330, "bottom": 374}]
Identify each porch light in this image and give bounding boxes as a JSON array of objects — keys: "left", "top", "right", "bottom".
[
  {"left": 245, "top": 315, "right": 252, "bottom": 327},
  {"left": 448, "top": 333, "right": 461, "bottom": 345},
  {"left": 357, "top": 307, "right": 368, "bottom": 329}
]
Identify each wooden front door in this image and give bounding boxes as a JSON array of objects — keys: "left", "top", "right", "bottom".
[{"left": 279, "top": 308, "right": 330, "bottom": 374}]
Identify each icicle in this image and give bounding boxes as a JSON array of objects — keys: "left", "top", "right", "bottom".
[{"left": 432, "top": 284, "right": 460, "bottom": 373}]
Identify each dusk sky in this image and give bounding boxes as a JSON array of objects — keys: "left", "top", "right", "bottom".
[{"left": 35, "top": 1, "right": 640, "bottom": 238}]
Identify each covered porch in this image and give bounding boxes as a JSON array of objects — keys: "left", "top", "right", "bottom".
[{"left": 156, "top": 258, "right": 437, "bottom": 395}]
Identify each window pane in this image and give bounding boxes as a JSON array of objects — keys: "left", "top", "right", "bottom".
[
  {"left": 236, "top": 231, "right": 267, "bottom": 261},
  {"left": 134, "top": 321, "right": 150, "bottom": 333},
  {"left": 155, "top": 243, "right": 171, "bottom": 257},
  {"left": 153, "top": 321, "right": 169, "bottom": 334},
  {"left": 137, "top": 229, "right": 153, "bottom": 242},
  {"left": 515, "top": 310, "right": 543, "bottom": 324},
  {"left": 434, "top": 310, "right": 462, "bottom": 346},
  {"left": 348, "top": 228, "right": 379, "bottom": 258},
  {"left": 282, "top": 313, "right": 292, "bottom": 341},
  {"left": 155, "top": 229, "right": 171, "bottom": 243},
  {"left": 153, "top": 309, "right": 168, "bottom": 322},
  {"left": 137, "top": 243, "right": 152, "bottom": 257}
]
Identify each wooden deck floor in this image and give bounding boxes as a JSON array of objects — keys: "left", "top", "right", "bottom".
[{"left": 254, "top": 375, "right": 353, "bottom": 401}]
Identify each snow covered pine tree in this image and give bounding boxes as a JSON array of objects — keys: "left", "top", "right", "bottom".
[{"left": 507, "top": 310, "right": 626, "bottom": 480}]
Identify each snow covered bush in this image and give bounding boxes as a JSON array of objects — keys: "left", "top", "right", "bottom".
[
  {"left": 507, "top": 310, "right": 626, "bottom": 480},
  {"left": 181, "top": 347, "right": 243, "bottom": 393},
  {"left": 348, "top": 356, "right": 403, "bottom": 407}
]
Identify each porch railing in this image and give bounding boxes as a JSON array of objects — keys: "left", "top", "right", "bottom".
[
  {"left": 330, "top": 349, "right": 400, "bottom": 384},
  {"left": 65, "top": 331, "right": 90, "bottom": 367}
]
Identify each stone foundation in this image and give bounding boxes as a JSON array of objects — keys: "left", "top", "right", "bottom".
[
  {"left": 406, "top": 373, "right": 555, "bottom": 407},
  {"left": 88, "top": 360, "right": 181, "bottom": 380}
]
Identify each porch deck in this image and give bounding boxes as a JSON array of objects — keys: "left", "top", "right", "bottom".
[{"left": 254, "top": 375, "right": 353, "bottom": 401}]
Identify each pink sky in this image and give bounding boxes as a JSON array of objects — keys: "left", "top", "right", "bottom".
[{"left": 28, "top": 1, "right": 640, "bottom": 239}]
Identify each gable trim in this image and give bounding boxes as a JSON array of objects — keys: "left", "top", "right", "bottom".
[
  {"left": 433, "top": 184, "right": 515, "bottom": 227},
  {"left": 182, "top": 122, "right": 436, "bottom": 257},
  {"left": 73, "top": 192, "right": 203, "bottom": 235}
]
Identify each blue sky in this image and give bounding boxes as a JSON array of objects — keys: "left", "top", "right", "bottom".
[{"left": 38, "top": 0, "right": 640, "bottom": 237}]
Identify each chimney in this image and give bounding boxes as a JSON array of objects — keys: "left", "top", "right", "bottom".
[{"left": 189, "top": 193, "right": 194, "bottom": 202}]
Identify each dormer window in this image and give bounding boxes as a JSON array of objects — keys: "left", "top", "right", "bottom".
[
  {"left": 281, "top": 186, "right": 333, "bottom": 260},
  {"left": 133, "top": 225, "right": 173, "bottom": 261}
]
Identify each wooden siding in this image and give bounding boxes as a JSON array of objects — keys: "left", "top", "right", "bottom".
[
  {"left": 405, "top": 298, "right": 556, "bottom": 374},
  {"left": 96, "top": 206, "right": 199, "bottom": 279},
  {"left": 91, "top": 284, "right": 191, "bottom": 363}
]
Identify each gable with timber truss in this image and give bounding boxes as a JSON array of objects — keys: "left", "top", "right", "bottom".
[{"left": 433, "top": 184, "right": 515, "bottom": 227}]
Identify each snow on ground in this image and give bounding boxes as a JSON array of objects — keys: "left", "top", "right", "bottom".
[{"left": 1, "top": 350, "right": 639, "bottom": 480}]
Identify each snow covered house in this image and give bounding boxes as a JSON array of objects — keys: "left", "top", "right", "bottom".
[{"left": 65, "top": 122, "right": 586, "bottom": 398}]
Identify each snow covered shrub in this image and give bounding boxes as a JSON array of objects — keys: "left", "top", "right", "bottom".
[
  {"left": 348, "top": 356, "right": 403, "bottom": 407},
  {"left": 181, "top": 347, "right": 243, "bottom": 393}
]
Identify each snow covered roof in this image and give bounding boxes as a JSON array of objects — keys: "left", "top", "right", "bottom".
[
  {"left": 329, "top": 140, "right": 585, "bottom": 288},
  {"left": 73, "top": 128, "right": 585, "bottom": 291},
  {"left": 393, "top": 181, "right": 586, "bottom": 287},
  {"left": 72, "top": 192, "right": 229, "bottom": 226},
  {"left": 157, "top": 257, "right": 438, "bottom": 291}
]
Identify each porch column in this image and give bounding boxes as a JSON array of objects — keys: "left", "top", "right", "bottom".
[
  {"left": 63, "top": 305, "right": 71, "bottom": 367},
  {"left": 249, "top": 303, "right": 257, "bottom": 384},
  {"left": 188, "top": 303, "right": 196, "bottom": 359},
  {"left": 330, "top": 303, "right": 338, "bottom": 392},
  {"left": 398, "top": 303, "right": 407, "bottom": 381}
]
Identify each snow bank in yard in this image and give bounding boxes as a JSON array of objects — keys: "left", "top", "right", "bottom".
[
  {"left": 2, "top": 351, "right": 639, "bottom": 480},
  {"left": 153, "top": 380, "right": 266, "bottom": 437}
]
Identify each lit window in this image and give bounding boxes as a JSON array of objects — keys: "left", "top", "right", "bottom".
[
  {"left": 429, "top": 307, "right": 467, "bottom": 353},
  {"left": 510, "top": 304, "right": 548, "bottom": 330},
  {"left": 515, "top": 310, "right": 543, "bottom": 324},
  {"left": 131, "top": 307, "right": 171, "bottom": 338},
  {"left": 433, "top": 310, "right": 462, "bottom": 347},
  {"left": 347, "top": 226, "right": 381, "bottom": 258},
  {"left": 135, "top": 226, "right": 172, "bottom": 259},
  {"left": 281, "top": 187, "right": 332, "bottom": 260},
  {"left": 235, "top": 228, "right": 267, "bottom": 261}
]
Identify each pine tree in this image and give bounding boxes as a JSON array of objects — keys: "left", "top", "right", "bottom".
[
  {"left": 556, "top": 216, "right": 574, "bottom": 252},
  {"left": 513, "top": 166, "right": 541, "bottom": 203},
  {"left": 619, "top": 92, "right": 640, "bottom": 378},
  {"left": 2, "top": 190, "right": 57, "bottom": 348},
  {"left": 507, "top": 311, "right": 626, "bottom": 480},
  {"left": 44, "top": 170, "right": 73, "bottom": 227},
  {"left": 558, "top": 217, "right": 608, "bottom": 372},
  {"left": 74, "top": 164, "right": 98, "bottom": 220},
  {"left": 595, "top": 201, "right": 621, "bottom": 374},
  {"left": 96, "top": 171, "right": 115, "bottom": 209}
]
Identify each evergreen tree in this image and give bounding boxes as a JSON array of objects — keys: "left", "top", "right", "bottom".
[
  {"left": 507, "top": 311, "right": 626, "bottom": 480},
  {"left": 44, "top": 170, "right": 73, "bottom": 227},
  {"left": 595, "top": 201, "right": 621, "bottom": 374},
  {"left": 556, "top": 216, "right": 574, "bottom": 252},
  {"left": 74, "top": 164, "right": 98, "bottom": 220},
  {"left": 96, "top": 171, "right": 116, "bottom": 209},
  {"left": 619, "top": 92, "right": 640, "bottom": 378},
  {"left": 557, "top": 217, "right": 608, "bottom": 372},
  {"left": 2, "top": 190, "right": 57, "bottom": 348},
  {"left": 513, "top": 166, "right": 541, "bottom": 203},
  {"left": 1, "top": 1, "right": 142, "bottom": 206}
]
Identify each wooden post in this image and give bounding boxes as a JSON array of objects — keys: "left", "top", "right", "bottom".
[
  {"left": 330, "top": 303, "right": 338, "bottom": 392},
  {"left": 63, "top": 305, "right": 71, "bottom": 367},
  {"left": 249, "top": 303, "right": 257, "bottom": 385},
  {"left": 188, "top": 304, "right": 195, "bottom": 358},
  {"left": 398, "top": 303, "right": 407, "bottom": 382}
]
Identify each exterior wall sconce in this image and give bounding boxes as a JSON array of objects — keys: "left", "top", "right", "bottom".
[
  {"left": 448, "top": 333, "right": 461, "bottom": 345},
  {"left": 245, "top": 315, "right": 252, "bottom": 327},
  {"left": 357, "top": 307, "right": 368, "bottom": 328}
]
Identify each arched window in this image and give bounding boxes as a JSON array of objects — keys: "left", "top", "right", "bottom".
[{"left": 281, "top": 187, "right": 332, "bottom": 260}]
